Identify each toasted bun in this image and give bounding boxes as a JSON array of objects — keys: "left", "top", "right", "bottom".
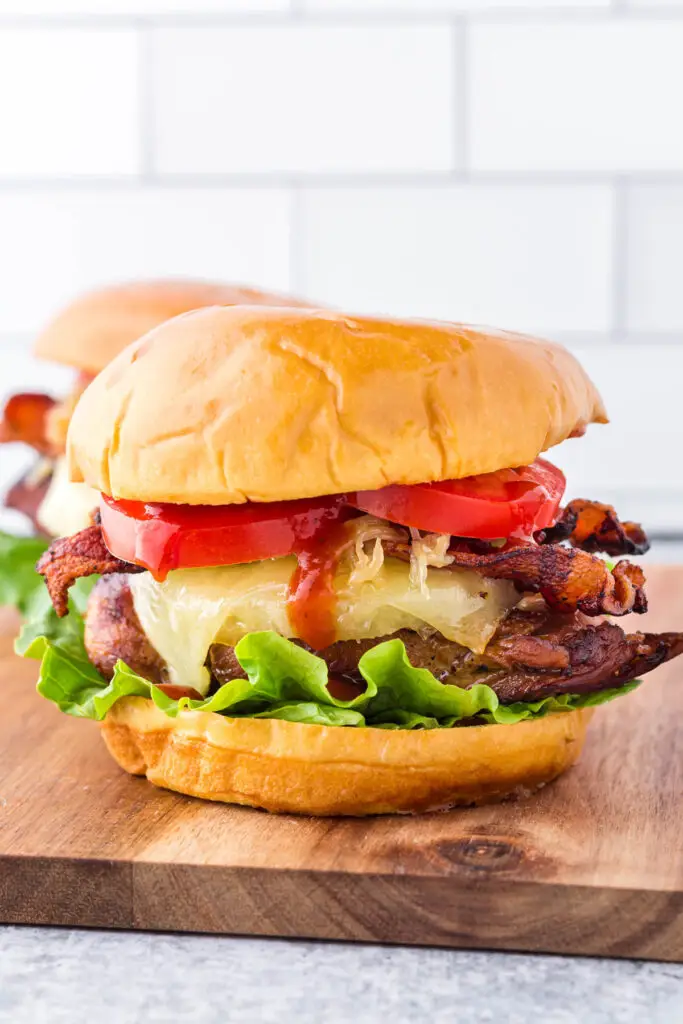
[
  {"left": 34, "top": 280, "right": 310, "bottom": 374},
  {"left": 101, "top": 698, "right": 592, "bottom": 815},
  {"left": 69, "top": 307, "right": 606, "bottom": 504}
]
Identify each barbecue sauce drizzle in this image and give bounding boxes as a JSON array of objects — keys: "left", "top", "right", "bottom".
[{"left": 286, "top": 515, "right": 355, "bottom": 651}]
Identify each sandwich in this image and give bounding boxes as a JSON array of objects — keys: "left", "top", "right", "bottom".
[
  {"left": 0, "top": 280, "right": 306, "bottom": 614},
  {"left": 22, "top": 307, "right": 683, "bottom": 815},
  {"left": 1, "top": 280, "right": 307, "bottom": 537}
]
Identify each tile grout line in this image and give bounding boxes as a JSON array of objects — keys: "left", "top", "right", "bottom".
[
  {"left": 137, "top": 22, "right": 155, "bottom": 183},
  {"left": 0, "top": 9, "right": 682, "bottom": 29},
  {"left": 611, "top": 178, "right": 629, "bottom": 338},
  {"left": 0, "top": 172, "right": 682, "bottom": 189},
  {"left": 2, "top": 173, "right": 683, "bottom": 188},
  {"left": 453, "top": 17, "right": 469, "bottom": 174},
  {"left": 289, "top": 183, "right": 307, "bottom": 297}
]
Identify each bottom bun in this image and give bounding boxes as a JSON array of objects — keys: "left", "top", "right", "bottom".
[{"left": 100, "top": 698, "right": 593, "bottom": 816}]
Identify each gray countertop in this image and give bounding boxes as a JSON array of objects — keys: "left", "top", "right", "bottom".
[{"left": 1, "top": 927, "right": 682, "bottom": 1024}]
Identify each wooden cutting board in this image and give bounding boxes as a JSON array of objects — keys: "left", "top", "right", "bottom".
[{"left": 1, "top": 567, "right": 682, "bottom": 961}]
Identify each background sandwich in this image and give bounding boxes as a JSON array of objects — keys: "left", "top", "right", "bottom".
[
  {"left": 0, "top": 280, "right": 307, "bottom": 615},
  {"left": 24, "top": 307, "right": 683, "bottom": 815}
]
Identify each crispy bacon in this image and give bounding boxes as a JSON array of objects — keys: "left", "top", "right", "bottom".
[
  {"left": 474, "top": 616, "right": 683, "bottom": 703},
  {"left": 0, "top": 393, "right": 56, "bottom": 455},
  {"left": 450, "top": 545, "right": 647, "bottom": 617},
  {"left": 537, "top": 499, "right": 650, "bottom": 557},
  {"left": 386, "top": 539, "right": 647, "bottom": 617},
  {"left": 36, "top": 523, "right": 143, "bottom": 617},
  {"left": 155, "top": 683, "right": 204, "bottom": 701}
]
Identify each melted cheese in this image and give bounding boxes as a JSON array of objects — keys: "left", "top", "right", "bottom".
[
  {"left": 129, "top": 557, "right": 518, "bottom": 695},
  {"left": 37, "top": 456, "right": 99, "bottom": 537}
]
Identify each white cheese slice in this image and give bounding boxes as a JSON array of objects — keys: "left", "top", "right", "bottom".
[
  {"left": 129, "top": 556, "right": 518, "bottom": 696},
  {"left": 37, "top": 456, "right": 99, "bottom": 538}
]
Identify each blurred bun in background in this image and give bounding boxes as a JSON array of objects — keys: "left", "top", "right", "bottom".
[{"left": 2, "top": 279, "right": 313, "bottom": 538}]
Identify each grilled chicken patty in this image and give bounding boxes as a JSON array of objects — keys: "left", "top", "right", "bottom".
[
  {"left": 85, "top": 575, "right": 683, "bottom": 705},
  {"left": 85, "top": 573, "right": 167, "bottom": 685}
]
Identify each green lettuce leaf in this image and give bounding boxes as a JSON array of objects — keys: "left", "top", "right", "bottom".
[
  {"left": 20, "top": 610, "right": 640, "bottom": 728},
  {"left": 355, "top": 638, "right": 638, "bottom": 725},
  {"left": 16, "top": 575, "right": 102, "bottom": 717},
  {"left": 0, "top": 531, "right": 50, "bottom": 614},
  {"left": 16, "top": 575, "right": 98, "bottom": 656}
]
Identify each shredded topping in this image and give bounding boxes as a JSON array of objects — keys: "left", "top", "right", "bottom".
[
  {"left": 347, "top": 515, "right": 455, "bottom": 595},
  {"left": 408, "top": 529, "right": 455, "bottom": 595},
  {"left": 347, "top": 515, "right": 408, "bottom": 585}
]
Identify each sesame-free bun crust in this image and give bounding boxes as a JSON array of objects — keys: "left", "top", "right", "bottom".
[
  {"left": 69, "top": 307, "right": 607, "bottom": 504},
  {"left": 101, "top": 697, "right": 592, "bottom": 815},
  {"left": 34, "top": 279, "right": 310, "bottom": 374}
]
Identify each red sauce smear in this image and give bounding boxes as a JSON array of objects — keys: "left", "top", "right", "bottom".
[
  {"left": 103, "top": 493, "right": 358, "bottom": 648},
  {"left": 100, "top": 493, "right": 357, "bottom": 584},
  {"left": 155, "top": 683, "right": 204, "bottom": 701},
  {"left": 327, "top": 674, "right": 366, "bottom": 701},
  {"left": 287, "top": 515, "right": 356, "bottom": 650}
]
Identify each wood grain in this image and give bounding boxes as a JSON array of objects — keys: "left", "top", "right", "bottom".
[{"left": 1, "top": 569, "right": 682, "bottom": 959}]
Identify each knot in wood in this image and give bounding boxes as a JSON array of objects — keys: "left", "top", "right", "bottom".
[{"left": 439, "top": 836, "right": 524, "bottom": 872}]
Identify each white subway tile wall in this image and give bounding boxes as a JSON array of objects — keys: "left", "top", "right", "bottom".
[
  {"left": 0, "top": 189, "right": 292, "bottom": 335},
  {"left": 0, "top": 29, "right": 140, "bottom": 177},
  {"left": 301, "top": 185, "right": 614, "bottom": 332},
  {"left": 470, "top": 23, "right": 683, "bottom": 172},
  {"left": 307, "top": 1, "right": 610, "bottom": 8},
  {"left": 626, "top": 187, "right": 683, "bottom": 334},
  {"left": 551, "top": 346, "right": 683, "bottom": 532},
  {"left": 0, "top": 4, "right": 681, "bottom": 539},
  {"left": 152, "top": 26, "right": 456, "bottom": 175},
  {"left": 0, "top": 1, "right": 288, "bottom": 12}
]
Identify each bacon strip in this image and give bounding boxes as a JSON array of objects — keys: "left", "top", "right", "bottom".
[
  {"left": 453, "top": 545, "right": 647, "bottom": 617},
  {"left": 478, "top": 619, "right": 683, "bottom": 703},
  {"left": 36, "top": 523, "right": 143, "bottom": 617},
  {"left": 386, "top": 539, "right": 647, "bottom": 617},
  {"left": 0, "top": 393, "right": 56, "bottom": 455},
  {"left": 538, "top": 499, "right": 649, "bottom": 557}
]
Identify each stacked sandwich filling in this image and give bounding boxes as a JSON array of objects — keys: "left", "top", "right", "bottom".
[
  {"left": 1, "top": 377, "right": 97, "bottom": 535},
  {"left": 0, "top": 281, "right": 312, "bottom": 541},
  {"left": 30, "top": 490, "right": 683, "bottom": 729},
  {"left": 16, "top": 306, "right": 683, "bottom": 812}
]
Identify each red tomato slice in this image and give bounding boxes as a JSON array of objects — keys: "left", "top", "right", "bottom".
[
  {"left": 100, "top": 458, "right": 566, "bottom": 577},
  {"left": 99, "top": 493, "right": 350, "bottom": 580},
  {"left": 350, "top": 459, "right": 565, "bottom": 540}
]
